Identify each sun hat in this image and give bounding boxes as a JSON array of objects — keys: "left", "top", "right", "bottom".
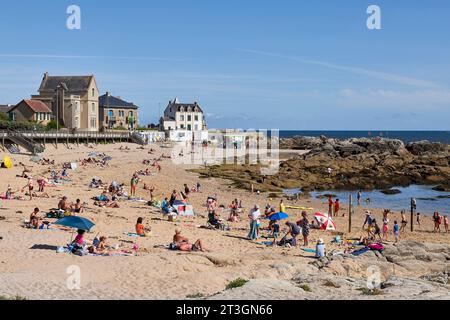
[{"left": 318, "top": 238, "right": 324, "bottom": 244}]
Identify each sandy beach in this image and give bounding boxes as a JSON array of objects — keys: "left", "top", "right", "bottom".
[{"left": 0, "top": 142, "right": 449, "bottom": 300}]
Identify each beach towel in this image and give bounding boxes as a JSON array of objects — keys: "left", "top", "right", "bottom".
[
  {"left": 301, "top": 248, "right": 317, "bottom": 253},
  {"left": 368, "top": 243, "right": 384, "bottom": 251},
  {"left": 123, "top": 232, "right": 145, "bottom": 237},
  {"left": 351, "top": 247, "right": 370, "bottom": 256}
]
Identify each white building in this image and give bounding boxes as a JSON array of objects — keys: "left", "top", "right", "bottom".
[{"left": 159, "top": 98, "right": 207, "bottom": 132}]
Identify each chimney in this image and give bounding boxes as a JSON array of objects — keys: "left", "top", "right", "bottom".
[{"left": 44, "top": 72, "right": 49, "bottom": 80}]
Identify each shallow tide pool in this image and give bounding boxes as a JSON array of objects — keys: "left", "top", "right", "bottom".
[{"left": 285, "top": 185, "right": 450, "bottom": 215}]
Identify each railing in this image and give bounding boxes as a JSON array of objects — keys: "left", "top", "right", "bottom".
[
  {"left": 0, "top": 130, "right": 132, "bottom": 139},
  {"left": 5, "top": 129, "right": 45, "bottom": 154}
]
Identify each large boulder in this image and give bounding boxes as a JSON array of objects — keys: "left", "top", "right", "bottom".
[{"left": 406, "top": 140, "right": 448, "bottom": 156}]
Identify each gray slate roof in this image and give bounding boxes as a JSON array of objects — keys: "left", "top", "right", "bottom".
[
  {"left": 0, "top": 104, "right": 13, "bottom": 114},
  {"left": 39, "top": 74, "right": 93, "bottom": 93},
  {"left": 99, "top": 94, "right": 139, "bottom": 110}
]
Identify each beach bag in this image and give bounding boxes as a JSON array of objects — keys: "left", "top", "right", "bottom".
[
  {"left": 368, "top": 243, "right": 384, "bottom": 251},
  {"left": 169, "top": 243, "right": 178, "bottom": 250}
]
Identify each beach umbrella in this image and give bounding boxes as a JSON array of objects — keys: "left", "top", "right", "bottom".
[
  {"left": 314, "top": 212, "right": 336, "bottom": 231},
  {"left": 2, "top": 156, "right": 12, "bottom": 169},
  {"left": 266, "top": 212, "right": 289, "bottom": 221},
  {"left": 53, "top": 216, "right": 95, "bottom": 231}
]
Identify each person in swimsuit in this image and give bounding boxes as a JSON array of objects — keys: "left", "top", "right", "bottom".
[
  {"left": 433, "top": 211, "right": 441, "bottom": 233},
  {"left": 58, "top": 196, "right": 70, "bottom": 212},
  {"left": 136, "top": 217, "right": 151, "bottom": 236},
  {"left": 30, "top": 207, "right": 43, "bottom": 229},
  {"left": 298, "top": 211, "right": 310, "bottom": 246},
  {"left": 130, "top": 174, "right": 139, "bottom": 197},
  {"left": 177, "top": 239, "right": 206, "bottom": 252},
  {"left": 400, "top": 210, "right": 408, "bottom": 232},
  {"left": 72, "top": 199, "right": 84, "bottom": 214},
  {"left": 444, "top": 216, "right": 449, "bottom": 233},
  {"left": 22, "top": 177, "right": 34, "bottom": 201}
]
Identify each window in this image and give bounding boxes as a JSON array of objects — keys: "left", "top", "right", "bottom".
[
  {"left": 180, "top": 124, "right": 185, "bottom": 129},
  {"left": 128, "top": 111, "right": 133, "bottom": 117},
  {"left": 180, "top": 115, "right": 184, "bottom": 121},
  {"left": 187, "top": 115, "right": 192, "bottom": 121},
  {"left": 92, "top": 103, "right": 96, "bottom": 113},
  {"left": 92, "top": 88, "right": 95, "bottom": 97},
  {"left": 194, "top": 124, "right": 198, "bottom": 131},
  {"left": 187, "top": 124, "right": 192, "bottom": 131},
  {"left": 90, "top": 117, "right": 97, "bottom": 128},
  {"left": 108, "top": 110, "right": 113, "bottom": 117},
  {"left": 195, "top": 115, "right": 199, "bottom": 121}
]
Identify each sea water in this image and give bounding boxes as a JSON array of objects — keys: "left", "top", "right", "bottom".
[
  {"left": 285, "top": 185, "right": 450, "bottom": 215},
  {"left": 280, "top": 131, "right": 450, "bottom": 144}
]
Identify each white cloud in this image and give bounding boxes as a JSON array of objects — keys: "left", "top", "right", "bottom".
[
  {"left": 337, "top": 88, "right": 450, "bottom": 110},
  {"left": 240, "top": 49, "right": 439, "bottom": 88}
]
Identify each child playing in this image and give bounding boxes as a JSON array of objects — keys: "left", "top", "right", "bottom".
[
  {"left": 444, "top": 215, "right": 449, "bottom": 233},
  {"left": 271, "top": 221, "right": 280, "bottom": 246},
  {"left": 315, "top": 238, "right": 326, "bottom": 258},
  {"left": 416, "top": 212, "right": 421, "bottom": 230},
  {"left": 393, "top": 221, "right": 400, "bottom": 243},
  {"left": 382, "top": 218, "right": 389, "bottom": 240}
]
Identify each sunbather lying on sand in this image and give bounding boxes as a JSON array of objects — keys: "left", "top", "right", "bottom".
[
  {"left": 173, "top": 229, "right": 207, "bottom": 252},
  {"left": 88, "top": 236, "right": 109, "bottom": 254},
  {"left": 30, "top": 191, "right": 50, "bottom": 198},
  {"left": 94, "top": 198, "right": 120, "bottom": 208}
]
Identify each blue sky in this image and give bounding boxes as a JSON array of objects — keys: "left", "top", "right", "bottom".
[{"left": 0, "top": 0, "right": 449, "bottom": 130}]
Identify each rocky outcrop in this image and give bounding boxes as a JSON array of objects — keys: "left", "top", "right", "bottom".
[
  {"left": 193, "top": 137, "right": 450, "bottom": 192},
  {"left": 209, "top": 241, "right": 450, "bottom": 300}
]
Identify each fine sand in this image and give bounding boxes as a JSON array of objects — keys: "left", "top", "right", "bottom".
[{"left": 0, "top": 142, "right": 449, "bottom": 300}]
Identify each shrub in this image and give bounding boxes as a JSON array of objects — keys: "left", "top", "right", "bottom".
[
  {"left": 358, "top": 287, "right": 383, "bottom": 296},
  {"left": 226, "top": 278, "right": 248, "bottom": 290},
  {"left": 45, "top": 120, "right": 60, "bottom": 131},
  {"left": 298, "top": 284, "right": 312, "bottom": 292},
  {"left": 0, "top": 120, "right": 45, "bottom": 131},
  {"left": 0, "top": 295, "right": 27, "bottom": 300}
]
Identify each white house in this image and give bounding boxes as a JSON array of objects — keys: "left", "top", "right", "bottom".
[{"left": 159, "top": 98, "right": 207, "bottom": 132}]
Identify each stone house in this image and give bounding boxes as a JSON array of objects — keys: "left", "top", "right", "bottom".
[
  {"left": 99, "top": 92, "right": 139, "bottom": 130},
  {"left": 31, "top": 72, "right": 100, "bottom": 131}
]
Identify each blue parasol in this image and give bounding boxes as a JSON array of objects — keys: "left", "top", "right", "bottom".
[
  {"left": 265, "top": 212, "right": 289, "bottom": 221},
  {"left": 54, "top": 216, "right": 95, "bottom": 231}
]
